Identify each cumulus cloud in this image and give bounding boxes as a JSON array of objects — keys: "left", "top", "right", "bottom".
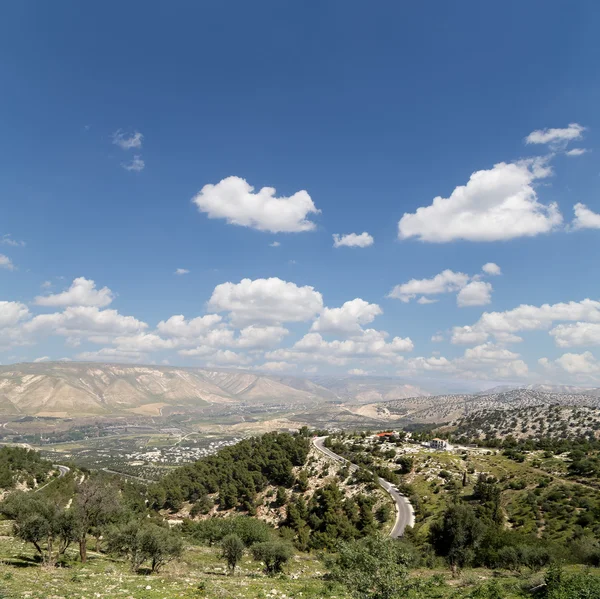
[
  {"left": 332, "top": 232, "right": 374, "bottom": 248},
  {"left": 565, "top": 148, "right": 588, "bottom": 157},
  {"left": 24, "top": 306, "right": 147, "bottom": 339},
  {"left": 0, "top": 301, "right": 30, "bottom": 328},
  {"left": 482, "top": 263, "right": 502, "bottom": 276},
  {"left": 398, "top": 159, "right": 561, "bottom": 242},
  {"left": 525, "top": 123, "right": 585, "bottom": 146},
  {"left": 549, "top": 322, "right": 600, "bottom": 347},
  {"left": 112, "top": 130, "right": 143, "bottom": 150},
  {"left": 156, "top": 314, "right": 223, "bottom": 339},
  {"left": 236, "top": 325, "right": 289, "bottom": 349},
  {"left": 269, "top": 241, "right": 281, "bottom": 247},
  {"left": 417, "top": 297, "right": 438, "bottom": 305},
  {"left": 267, "top": 328, "right": 413, "bottom": 367},
  {"left": 457, "top": 281, "right": 492, "bottom": 307},
  {"left": 76, "top": 347, "right": 146, "bottom": 363},
  {"left": 122, "top": 155, "right": 145, "bottom": 172},
  {"left": 311, "top": 299, "right": 382, "bottom": 336},
  {"left": 174, "top": 268, "right": 190, "bottom": 275},
  {"left": 452, "top": 299, "right": 600, "bottom": 345},
  {"left": 348, "top": 368, "right": 369, "bottom": 375},
  {"left": 259, "top": 361, "right": 295, "bottom": 372},
  {"left": 192, "top": 176, "right": 320, "bottom": 233},
  {"left": 555, "top": 351, "right": 600, "bottom": 374},
  {"left": 208, "top": 277, "right": 323, "bottom": 327},
  {"left": 0, "top": 254, "right": 15, "bottom": 270},
  {"left": 571, "top": 203, "right": 600, "bottom": 230},
  {"left": 389, "top": 270, "right": 470, "bottom": 303},
  {"left": 33, "top": 356, "right": 50, "bottom": 363},
  {"left": 34, "top": 277, "right": 114, "bottom": 308}
]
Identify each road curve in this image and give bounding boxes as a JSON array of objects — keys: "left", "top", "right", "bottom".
[
  {"left": 35, "top": 464, "right": 70, "bottom": 492},
  {"left": 312, "top": 436, "right": 415, "bottom": 538}
]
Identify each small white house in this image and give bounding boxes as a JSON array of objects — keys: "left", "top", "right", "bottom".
[{"left": 430, "top": 438, "right": 452, "bottom": 451}]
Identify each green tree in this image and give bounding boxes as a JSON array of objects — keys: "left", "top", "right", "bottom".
[
  {"left": 328, "top": 535, "right": 411, "bottom": 599},
  {"left": 0, "top": 491, "right": 76, "bottom": 566},
  {"left": 251, "top": 540, "right": 294, "bottom": 575},
  {"left": 72, "top": 477, "right": 121, "bottom": 562},
  {"left": 107, "top": 521, "right": 182, "bottom": 573},
  {"left": 221, "top": 534, "right": 244, "bottom": 575},
  {"left": 429, "top": 504, "right": 486, "bottom": 573}
]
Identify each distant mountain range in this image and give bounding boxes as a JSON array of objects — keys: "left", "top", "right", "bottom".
[{"left": 0, "top": 362, "right": 431, "bottom": 418}]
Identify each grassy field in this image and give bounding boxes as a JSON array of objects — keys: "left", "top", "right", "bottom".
[{"left": 0, "top": 524, "right": 561, "bottom": 599}]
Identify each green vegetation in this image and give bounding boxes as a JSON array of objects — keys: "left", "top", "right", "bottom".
[
  {"left": 0, "top": 429, "right": 599, "bottom": 598},
  {"left": 0, "top": 446, "right": 53, "bottom": 489}
]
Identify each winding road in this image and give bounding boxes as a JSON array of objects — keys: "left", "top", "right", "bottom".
[
  {"left": 35, "top": 464, "right": 70, "bottom": 492},
  {"left": 312, "top": 436, "right": 415, "bottom": 537}
]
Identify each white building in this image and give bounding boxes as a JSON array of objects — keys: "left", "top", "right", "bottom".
[{"left": 430, "top": 438, "right": 452, "bottom": 451}]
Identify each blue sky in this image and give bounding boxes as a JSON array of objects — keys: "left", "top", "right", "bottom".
[{"left": 1, "top": 2, "right": 600, "bottom": 388}]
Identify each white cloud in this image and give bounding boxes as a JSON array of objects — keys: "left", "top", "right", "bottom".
[
  {"left": 259, "top": 361, "right": 296, "bottom": 372},
  {"left": 398, "top": 159, "right": 562, "bottom": 242},
  {"left": 204, "top": 349, "right": 253, "bottom": 366},
  {"left": 457, "top": 281, "right": 493, "bottom": 307},
  {"left": 565, "top": 148, "right": 588, "bottom": 157},
  {"left": 267, "top": 328, "right": 413, "bottom": 366},
  {"left": 208, "top": 277, "right": 323, "bottom": 326},
  {"left": 1, "top": 235, "right": 25, "bottom": 247},
  {"left": 417, "top": 297, "right": 438, "bottom": 305},
  {"left": 112, "top": 130, "right": 143, "bottom": 150},
  {"left": 482, "top": 262, "right": 502, "bottom": 276},
  {"left": 401, "top": 343, "right": 529, "bottom": 381},
  {"left": 156, "top": 314, "right": 222, "bottom": 338},
  {"left": 555, "top": 351, "right": 600, "bottom": 374},
  {"left": 269, "top": 241, "right": 281, "bottom": 247},
  {"left": 431, "top": 333, "right": 444, "bottom": 342},
  {"left": 332, "top": 232, "right": 374, "bottom": 248},
  {"left": 236, "top": 325, "right": 289, "bottom": 349},
  {"left": 451, "top": 325, "right": 491, "bottom": 345},
  {"left": 348, "top": 368, "right": 369, "bottom": 375},
  {"left": 25, "top": 306, "right": 147, "bottom": 339},
  {"left": 571, "top": 203, "right": 600, "bottom": 230},
  {"left": 174, "top": 268, "right": 190, "bottom": 275},
  {"left": 192, "top": 176, "right": 320, "bottom": 233},
  {"left": 388, "top": 270, "right": 470, "bottom": 303},
  {"left": 76, "top": 347, "right": 146, "bottom": 363},
  {"left": 311, "top": 299, "right": 382, "bottom": 336},
  {"left": 525, "top": 123, "right": 585, "bottom": 146},
  {"left": 452, "top": 298, "right": 600, "bottom": 345},
  {"left": 0, "top": 254, "right": 15, "bottom": 270},
  {"left": 0, "top": 301, "right": 30, "bottom": 328},
  {"left": 33, "top": 356, "right": 50, "bottom": 363},
  {"left": 41, "top": 281, "right": 52, "bottom": 289},
  {"left": 549, "top": 322, "right": 600, "bottom": 347},
  {"left": 122, "top": 155, "right": 145, "bottom": 172},
  {"left": 34, "top": 277, "right": 114, "bottom": 307}
]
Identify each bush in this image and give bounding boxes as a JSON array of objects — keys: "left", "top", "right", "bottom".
[
  {"left": 221, "top": 534, "right": 244, "bottom": 575},
  {"left": 251, "top": 540, "right": 294, "bottom": 575}
]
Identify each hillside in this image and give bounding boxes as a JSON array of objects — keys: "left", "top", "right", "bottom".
[
  {"left": 0, "top": 362, "right": 436, "bottom": 418},
  {"left": 376, "top": 388, "right": 600, "bottom": 425},
  {"left": 453, "top": 404, "right": 600, "bottom": 441},
  {"left": 0, "top": 362, "right": 337, "bottom": 417}
]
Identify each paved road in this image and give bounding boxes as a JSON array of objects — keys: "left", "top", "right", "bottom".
[
  {"left": 312, "top": 436, "right": 415, "bottom": 537},
  {"left": 35, "top": 464, "right": 70, "bottom": 492}
]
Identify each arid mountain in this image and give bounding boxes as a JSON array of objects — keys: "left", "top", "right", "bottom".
[
  {"left": 0, "top": 362, "right": 338, "bottom": 417},
  {"left": 0, "top": 362, "right": 434, "bottom": 418}
]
